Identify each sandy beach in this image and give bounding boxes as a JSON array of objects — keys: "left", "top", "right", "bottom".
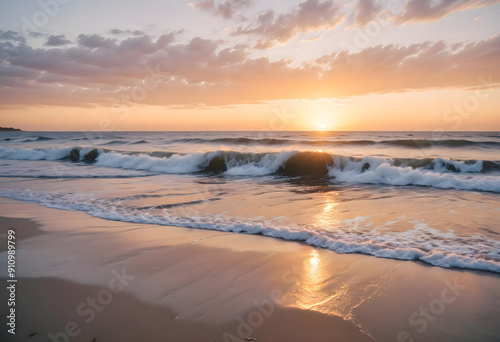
[
  {"left": 2, "top": 0, "right": 500, "bottom": 339},
  {"left": 1, "top": 198, "right": 499, "bottom": 342}
]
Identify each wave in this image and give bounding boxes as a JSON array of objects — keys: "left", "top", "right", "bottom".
[
  {"left": 0, "top": 158, "right": 155, "bottom": 179},
  {"left": 304, "top": 139, "right": 500, "bottom": 148},
  {"left": 382, "top": 139, "right": 500, "bottom": 148},
  {"left": 0, "top": 189, "right": 498, "bottom": 274},
  {"left": 327, "top": 156, "right": 500, "bottom": 193},
  {"left": 0, "top": 173, "right": 150, "bottom": 179},
  {"left": 102, "top": 140, "right": 128, "bottom": 145},
  {"left": 21, "top": 136, "right": 55, "bottom": 142},
  {"left": 170, "top": 137, "right": 500, "bottom": 148},
  {"left": 172, "top": 137, "right": 290, "bottom": 145},
  {"left": 1, "top": 147, "right": 499, "bottom": 192},
  {"left": 0, "top": 146, "right": 75, "bottom": 160},
  {"left": 35, "top": 136, "right": 54, "bottom": 141},
  {"left": 90, "top": 139, "right": 148, "bottom": 146},
  {"left": 171, "top": 137, "right": 379, "bottom": 146},
  {"left": 12, "top": 136, "right": 500, "bottom": 151}
]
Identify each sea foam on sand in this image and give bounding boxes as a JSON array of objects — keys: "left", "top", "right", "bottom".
[{"left": 1, "top": 199, "right": 500, "bottom": 342}]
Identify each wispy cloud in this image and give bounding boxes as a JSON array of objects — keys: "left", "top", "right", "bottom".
[
  {"left": 232, "top": 0, "right": 344, "bottom": 49},
  {"left": 189, "top": 0, "right": 251, "bottom": 19},
  {"left": 394, "top": 0, "right": 500, "bottom": 25},
  {"left": 109, "top": 29, "right": 146, "bottom": 36}
]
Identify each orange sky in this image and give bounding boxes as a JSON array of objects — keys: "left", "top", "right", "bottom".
[{"left": 0, "top": 0, "right": 499, "bottom": 131}]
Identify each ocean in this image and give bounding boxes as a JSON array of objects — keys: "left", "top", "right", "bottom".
[{"left": 1, "top": 131, "right": 499, "bottom": 273}]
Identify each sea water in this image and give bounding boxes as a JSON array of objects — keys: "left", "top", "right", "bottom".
[{"left": 0, "top": 131, "right": 499, "bottom": 272}]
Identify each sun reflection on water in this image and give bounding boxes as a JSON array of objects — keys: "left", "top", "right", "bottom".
[{"left": 312, "top": 194, "right": 340, "bottom": 231}]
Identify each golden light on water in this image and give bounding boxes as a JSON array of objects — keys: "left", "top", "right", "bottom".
[{"left": 313, "top": 194, "right": 340, "bottom": 230}]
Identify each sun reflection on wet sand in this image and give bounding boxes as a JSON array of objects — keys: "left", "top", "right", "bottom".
[
  {"left": 277, "top": 248, "right": 398, "bottom": 342},
  {"left": 279, "top": 249, "right": 348, "bottom": 317}
]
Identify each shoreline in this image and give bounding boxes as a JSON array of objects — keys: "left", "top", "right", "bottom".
[
  {"left": 0, "top": 199, "right": 499, "bottom": 341},
  {"left": 1, "top": 185, "right": 498, "bottom": 274}
]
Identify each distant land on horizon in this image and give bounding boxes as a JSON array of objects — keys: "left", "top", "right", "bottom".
[{"left": 0, "top": 126, "right": 22, "bottom": 131}]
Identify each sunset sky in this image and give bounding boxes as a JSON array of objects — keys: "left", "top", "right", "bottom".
[{"left": 0, "top": 0, "right": 499, "bottom": 131}]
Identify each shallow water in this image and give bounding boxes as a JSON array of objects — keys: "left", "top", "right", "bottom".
[{"left": 1, "top": 131, "right": 499, "bottom": 272}]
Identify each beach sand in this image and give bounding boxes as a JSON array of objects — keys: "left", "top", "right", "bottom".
[
  {"left": 1, "top": 198, "right": 499, "bottom": 342},
  {"left": 0, "top": 216, "right": 43, "bottom": 252}
]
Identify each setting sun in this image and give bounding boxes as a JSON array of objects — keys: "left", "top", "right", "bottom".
[
  {"left": 314, "top": 119, "right": 333, "bottom": 131},
  {"left": 0, "top": 1, "right": 499, "bottom": 341}
]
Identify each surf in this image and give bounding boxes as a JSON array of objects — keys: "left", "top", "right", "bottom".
[{"left": 1, "top": 146, "right": 500, "bottom": 192}]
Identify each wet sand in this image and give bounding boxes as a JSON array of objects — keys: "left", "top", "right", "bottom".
[
  {"left": 0, "top": 198, "right": 499, "bottom": 341},
  {"left": 0, "top": 277, "right": 373, "bottom": 342},
  {"left": 0, "top": 216, "right": 43, "bottom": 252}
]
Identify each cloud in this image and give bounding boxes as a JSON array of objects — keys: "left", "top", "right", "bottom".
[
  {"left": 353, "top": 0, "right": 381, "bottom": 27},
  {"left": 78, "top": 34, "right": 116, "bottom": 49},
  {"left": 233, "top": 0, "right": 344, "bottom": 49},
  {"left": 45, "top": 35, "right": 72, "bottom": 46},
  {"left": 0, "top": 30, "right": 26, "bottom": 44},
  {"left": 110, "top": 29, "right": 146, "bottom": 36},
  {"left": 0, "top": 31, "right": 498, "bottom": 109},
  {"left": 300, "top": 35, "right": 323, "bottom": 42},
  {"left": 28, "top": 32, "right": 46, "bottom": 38},
  {"left": 314, "top": 37, "right": 500, "bottom": 96},
  {"left": 394, "top": 0, "right": 500, "bottom": 25},
  {"left": 344, "top": 0, "right": 500, "bottom": 27},
  {"left": 189, "top": 0, "right": 251, "bottom": 19}
]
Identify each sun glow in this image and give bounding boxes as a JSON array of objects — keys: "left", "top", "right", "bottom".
[
  {"left": 314, "top": 121, "right": 331, "bottom": 131},
  {"left": 312, "top": 113, "right": 335, "bottom": 131}
]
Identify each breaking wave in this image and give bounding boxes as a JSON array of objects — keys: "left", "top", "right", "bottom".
[{"left": 1, "top": 146, "right": 499, "bottom": 192}]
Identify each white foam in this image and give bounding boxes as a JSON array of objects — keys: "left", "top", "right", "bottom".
[
  {"left": 96, "top": 151, "right": 209, "bottom": 173},
  {"left": 1, "top": 189, "right": 499, "bottom": 274},
  {"left": 431, "top": 158, "right": 484, "bottom": 173},
  {"left": 328, "top": 156, "right": 500, "bottom": 193},
  {"left": 96, "top": 150, "right": 297, "bottom": 176},
  {"left": 0, "top": 147, "right": 73, "bottom": 161},
  {"left": 224, "top": 151, "right": 296, "bottom": 176}
]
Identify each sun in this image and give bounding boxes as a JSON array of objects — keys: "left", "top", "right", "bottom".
[
  {"left": 315, "top": 117, "right": 332, "bottom": 131},
  {"left": 316, "top": 122, "right": 328, "bottom": 131}
]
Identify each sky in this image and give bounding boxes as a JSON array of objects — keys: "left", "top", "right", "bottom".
[{"left": 0, "top": 0, "right": 499, "bottom": 131}]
